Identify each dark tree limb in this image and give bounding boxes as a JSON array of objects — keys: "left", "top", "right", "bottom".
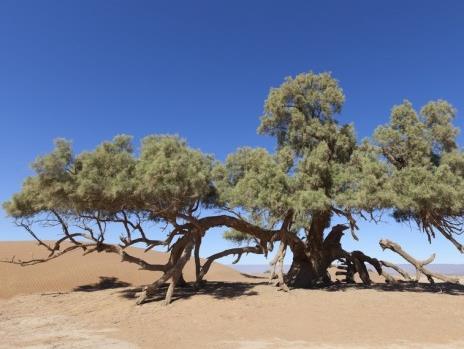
[
  {"left": 416, "top": 214, "right": 464, "bottom": 254},
  {"left": 323, "top": 224, "right": 349, "bottom": 247},
  {"left": 1, "top": 244, "right": 89, "bottom": 266},
  {"left": 16, "top": 220, "right": 54, "bottom": 253},
  {"left": 332, "top": 208, "right": 359, "bottom": 241},
  {"left": 435, "top": 224, "right": 464, "bottom": 254},
  {"left": 334, "top": 249, "right": 383, "bottom": 285},
  {"left": 136, "top": 240, "right": 194, "bottom": 305},
  {"left": 120, "top": 250, "right": 166, "bottom": 271},
  {"left": 199, "top": 246, "right": 263, "bottom": 281}
]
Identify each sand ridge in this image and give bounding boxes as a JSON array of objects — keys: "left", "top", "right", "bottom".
[{"left": 0, "top": 241, "right": 246, "bottom": 299}]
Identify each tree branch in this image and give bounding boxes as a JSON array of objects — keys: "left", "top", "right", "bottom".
[{"left": 379, "top": 239, "right": 460, "bottom": 284}]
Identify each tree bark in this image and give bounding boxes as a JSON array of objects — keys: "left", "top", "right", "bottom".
[
  {"left": 136, "top": 240, "right": 194, "bottom": 305},
  {"left": 193, "top": 233, "right": 202, "bottom": 288},
  {"left": 286, "top": 221, "right": 384, "bottom": 287},
  {"left": 287, "top": 212, "right": 333, "bottom": 287}
]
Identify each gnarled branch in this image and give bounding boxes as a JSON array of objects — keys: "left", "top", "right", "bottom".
[
  {"left": 379, "top": 239, "right": 460, "bottom": 284},
  {"left": 199, "top": 246, "right": 263, "bottom": 281}
]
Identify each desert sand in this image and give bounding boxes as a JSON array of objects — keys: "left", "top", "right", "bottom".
[{"left": 1, "top": 241, "right": 464, "bottom": 349}]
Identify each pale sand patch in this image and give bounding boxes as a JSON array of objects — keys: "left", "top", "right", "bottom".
[
  {"left": 220, "top": 339, "right": 464, "bottom": 349},
  {"left": 0, "top": 313, "right": 137, "bottom": 349}
]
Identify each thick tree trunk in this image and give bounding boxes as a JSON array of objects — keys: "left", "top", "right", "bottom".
[
  {"left": 286, "top": 250, "right": 331, "bottom": 288},
  {"left": 286, "top": 212, "right": 332, "bottom": 287},
  {"left": 285, "top": 220, "right": 381, "bottom": 288},
  {"left": 287, "top": 257, "right": 314, "bottom": 288}
]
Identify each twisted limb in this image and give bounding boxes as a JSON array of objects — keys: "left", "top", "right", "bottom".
[
  {"left": 269, "top": 242, "right": 289, "bottom": 291},
  {"left": 379, "top": 239, "right": 460, "bottom": 284},
  {"left": 198, "top": 245, "right": 264, "bottom": 282},
  {"left": 136, "top": 239, "right": 195, "bottom": 305}
]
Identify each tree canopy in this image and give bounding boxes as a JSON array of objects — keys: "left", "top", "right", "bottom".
[{"left": 3, "top": 71, "right": 463, "bottom": 304}]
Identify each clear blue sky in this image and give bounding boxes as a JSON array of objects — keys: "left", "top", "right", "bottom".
[{"left": 1, "top": 0, "right": 463, "bottom": 264}]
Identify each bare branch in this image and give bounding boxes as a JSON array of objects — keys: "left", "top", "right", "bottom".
[
  {"left": 380, "top": 239, "right": 460, "bottom": 284},
  {"left": 379, "top": 260, "right": 413, "bottom": 281},
  {"left": 199, "top": 246, "right": 263, "bottom": 281}
]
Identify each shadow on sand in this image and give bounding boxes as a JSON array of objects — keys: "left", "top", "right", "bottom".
[
  {"left": 74, "top": 276, "right": 131, "bottom": 292},
  {"left": 118, "top": 281, "right": 265, "bottom": 304},
  {"left": 239, "top": 272, "right": 268, "bottom": 279},
  {"left": 119, "top": 280, "right": 464, "bottom": 305},
  {"left": 323, "top": 281, "right": 464, "bottom": 296},
  {"left": 73, "top": 275, "right": 464, "bottom": 304}
]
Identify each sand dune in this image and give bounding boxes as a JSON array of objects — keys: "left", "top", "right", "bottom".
[
  {"left": 0, "top": 241, "right": 245, "bottom": 299},
  {"left": 1, "top": 241, "right": 464, "bottom": 349}
]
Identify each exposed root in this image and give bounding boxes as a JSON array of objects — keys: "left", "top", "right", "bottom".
[
  {"left": 334, "top": 249, "right": 382, "bottom": 285},
  {"left": 335, "top": 260, "right": 355, "bottom": 284}
]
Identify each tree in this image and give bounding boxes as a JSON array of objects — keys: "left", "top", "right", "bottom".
[
  {"left": 3, "top": 72, "right": 463, "bottom": 304},
  {"left": 374, "top": 100, "right": 464, "bottom": 252}
]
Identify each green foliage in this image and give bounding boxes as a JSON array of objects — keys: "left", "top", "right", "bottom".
[
  {"left": 4, "top": 139, "right": 75, "bottom": 217},
  {"left": 421, "top": 100, "right": 458, "bottom": 154},
  {"left": 221, "top": 72, "right": 368, "bottom": 228},
  {"left": 213, "top": 147, "right": 290, "bottom": 219},
  {"left": 332, "top": 141, "right": 390, "bottom": 212},
  {"left": 74, "top": 135, "right": 136, "bottom": 211},
  {"left": 258, "top": 72, "right": 345, "bottom": 154},
  {"left": 374, "top": 100, "right": 464, "bottom": 234},
  {"left": 4, "top": 71, "right": 463, "bottom": 251},
  {"left": 374, "top": 101, "right": 430, "bottom": 168},
  {"left": 136, "top": 135, "right": 216, "bottom": 213},
  {"left": 222, "top": 229, "right": 254, "bottom": 244},
  {"left": 3, "top": 135, "right": 216, "bottom": 218}
]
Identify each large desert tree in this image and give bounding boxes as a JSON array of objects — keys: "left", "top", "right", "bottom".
[
  {"left": 217, "top": 73, "right": 464, "bottom": 288},
  {"left": 3, "top": 72, "right": 464, "bottom": 304}
]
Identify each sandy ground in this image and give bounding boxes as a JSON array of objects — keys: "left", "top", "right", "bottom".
[{"left": 1, "top": 241, "right": 464, "bottom": 349}]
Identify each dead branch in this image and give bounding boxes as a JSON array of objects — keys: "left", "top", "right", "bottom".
[
  {"left": 379, "top": 239, "right": 460, "bottom": 284},
  {"left": 379, "top": 260, "right": 412, "bottom": 281},
  {"left": 16, "top": 220, "right": 53, "bottom": 253},
  {"left": 269, "top": 242, "right": 289, "bottom": 291},
  {"left": 1, "top": 244, "right": 89, "bottom": 266},
  {"left": 7, "top": 219, "right": 169, "bottom": 273}
]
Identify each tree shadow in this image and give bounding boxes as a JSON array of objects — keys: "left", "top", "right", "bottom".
[
  {"left": 240, "top": 272, "right": 268, "bottom": 280},
  {"left": 118, "top": 281, "right": 265, "bottom": 304},
  {"left": 107, "top": 278, "right": 464, "bottom": 305},
  {"left": 322, "top": 281, "right": 464, "bottom": 296},
  {"left": 74, "top": 276, "right": 131, "bottom": 292}
]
